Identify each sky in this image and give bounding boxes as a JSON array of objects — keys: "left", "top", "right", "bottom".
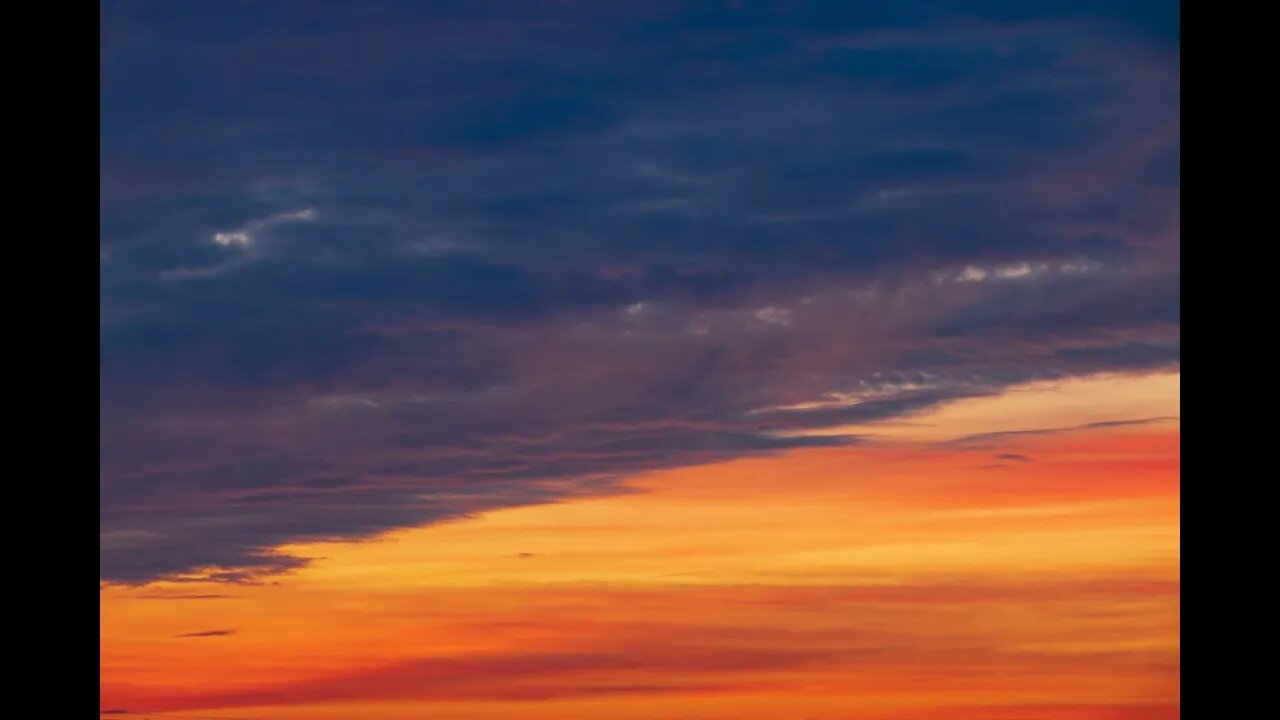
[{"left": 100, "top": 1, "right": 1179, "bottom": 718}]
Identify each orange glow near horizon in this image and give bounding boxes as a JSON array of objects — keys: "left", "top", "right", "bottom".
[{"left": 101, "top": 373, "right": 1179, "bottom": 719}]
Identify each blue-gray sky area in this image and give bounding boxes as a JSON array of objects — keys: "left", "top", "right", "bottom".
[{"left": 100, "top": 0, "right": 1179, "bottom": 584}]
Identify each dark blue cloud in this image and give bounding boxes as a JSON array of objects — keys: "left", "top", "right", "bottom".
[{"left": 100, "top": 0, "right": 1179, "bottom": 583}]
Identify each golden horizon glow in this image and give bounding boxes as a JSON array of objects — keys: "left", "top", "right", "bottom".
[{"left": 101, "top": 372, "right": 1179, "bottom": 719}]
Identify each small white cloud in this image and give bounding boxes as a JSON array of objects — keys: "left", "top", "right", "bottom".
[
  {"left": 948, "top": 259, "right": 1091, "bottom": 285},
  {"left": 750, "top": 375, "right": 947, "bottom": 414},
  {"left": 212, "top": 231, "right": 252, "bottom": 247},
  {"left": 755, "top": 306, "right": 792, "bottom": 326},
  {"left": 626, "top": 302, "right": 647, "bottom": 316},
  {"left": 1059, "top": 259, "right": 1103, "bottom": 274},
  {"left": 211, "top": 207, "right": 317, "bottom": 249},
  {"left": 994, "top": 262, "right": 1039, "bottom": 279}
]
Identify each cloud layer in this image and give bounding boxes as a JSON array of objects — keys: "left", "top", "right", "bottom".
[{"left": 100, "top": 0, "right": 1179, "bottom": 583}]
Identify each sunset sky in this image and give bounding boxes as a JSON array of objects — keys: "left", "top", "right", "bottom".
[{"left": 101, "top": 2, "right": 1179, "bottom": 718}]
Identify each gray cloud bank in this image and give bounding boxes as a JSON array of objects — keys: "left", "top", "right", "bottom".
[{"left": 100, "top": 1, "right": 1179, "bottom": 583}]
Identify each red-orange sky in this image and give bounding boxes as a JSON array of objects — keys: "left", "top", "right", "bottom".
[{"left": 101, "top": 373, "right": 1179, "bottom": 719}]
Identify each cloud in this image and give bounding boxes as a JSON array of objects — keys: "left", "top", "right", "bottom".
[
  {"left": 944, "top": 417, "right": 1177, "bottom": 449},
  {"left": 174, "top": 629, "right": 237, "bottom": 638},
  {"left": 100, "top": 1, "right": 1178, "bottom": 583},
  {"left": 1054, "top": 341, "right": 1180, "bottom": 370},
  {"left": 213, "top": 208, "right": 317, "bottom": 249},
  {"left": 136, "top": 593, "right": 237, "bottom": 600},
  {"left": 212, "top": 230, "right": 252, "bottom": 247}
]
